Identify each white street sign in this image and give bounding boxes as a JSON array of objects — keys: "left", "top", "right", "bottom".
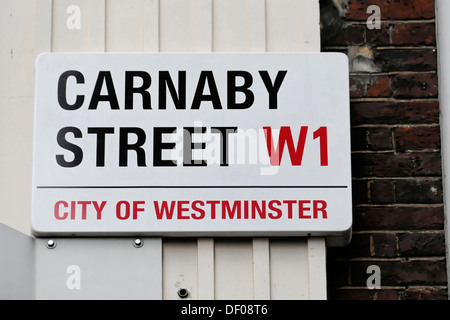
[{"left": 32, "top": 53, "right": 352, "bottom": 245}]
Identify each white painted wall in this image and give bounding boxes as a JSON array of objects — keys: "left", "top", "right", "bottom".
[{"left": 0, "top": 0, "right": 325, "bottom": 300}]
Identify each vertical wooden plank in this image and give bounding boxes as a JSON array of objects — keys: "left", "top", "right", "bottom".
[
  {"left": 88, "top": 0, "right": 106, "bottom": 52},
  {"left": 143, "top": 0, "right": 159, "bottom": 52},
  {"left": 35, "top": 0, "right": 52, "bottom": 55},
  {"left": 249, "top": 0, "right": 266, "bottom": 52},
  {"left": 159, "top": 0, "right": 196, "bottom": 52},
  {"left": 162, "top": 239, "right": 198, "bottom": 299},
  {"left": 197, "top": 238, "right": 215, "bottom": 299},
  {"left": 106, "top": 0, "right": 144, "bottom": 52},
  {"left": 300, "top": 0, "right": 321, "bottom": 52},
  {"left": 195, "top": 0, "right": 212, "bottom": 52},
  {"left": 214, "top": 239, "right": 254, "bottom": 299},
  {"left": 266, "top": 0, "right": 303, "bottom": 52},
  {"left": 270, "top": 239, "right": 310, "bottom": 300},
  {"left": 213, "top": 0, "right": 251, "bottom": 51},
  {"left": 307, "top": 237, "right": 327, "bottom": 299},
  {"left": 252, "top": 238, "right": 270, "bottom": 299}
]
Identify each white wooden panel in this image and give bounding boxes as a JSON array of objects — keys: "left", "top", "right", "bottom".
[
  {"left": 197, "top": 238, "right": 215, "bottom": 299},
  {"left": 51, "top": 0, "right": 105, "bottom": 52},
  {"left": 0, "top": 0, "right": 36, "bottom": 98},
  {"left": 214, "top": 239, "right": 254, "bottom": 299},
  {"left": 308, "top": 237, "right": 327, "bottom": 299},
  {"left": 266, "top": 0, "right": 320, "bottom": 52},
  {"left": 213, "top": 0, "right": 251, "bottom": 51},
  {"left": 252, "top": 238, "right": 271, "bottom": 299},
  {"left": 159, "top": 0, "right": 212, "bottom": 52},
  {"left": 162, "top": 239, "right": 198, "bottom": 299},
  {"left": 143, "top": 0, "right": 160, "bottom": 52},
  {"left": 0, "top": 98, "right": 34, "bottom": 235},
  {"left": 106, "top": 0, "right": 144, "bottom": 52},
  {"left": 270, "top": 239, "right": 310, "bottom": 300},
  {"left": 35, "top": 0, "right": 52, "bottom": 57}
]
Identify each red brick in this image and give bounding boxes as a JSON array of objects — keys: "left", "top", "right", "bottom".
[
  {"left": 351, "top": 127, "right": 393, "bottom": 151},
  {"left": 366, "top": 127, "right": 393, "bottom": 150},
  {"left": 394, "top": 126, "right": 441, "bottom": 151},
  {"left": 369, "top": 180, "right": 395, "bottom": 204},
  {"left": 375, "top": 49, "right": 437, "bottom": 72},
  {"left": 402, "top": 288, "right": 448, "bottom": 300},
  {"left": 347, "top": 0, "right": 435, "bottom": 20},
  {"left": 392, "top": 73, "right": 438, "bottom": 98},
  {"left": 366, "top": 75, "right": 390, "bottom": 97},
  {"left": 352, "top": 179, "right": 369, "bottom": 204},
  {"left": 397, "top": 232, "right": 446, "bottom": 256},
  {"left": 352, "top": 152, "right": 442, "bottom": 178},
  {"left": 392, "top": 23, "right": 436, "bottom": 46},
  {"left": 371, "top": 233, "right": 397, "bottom": 257},
  {"left": 351, "top": 101, "right": 440, "bottom": 125},
  {"left": 353, "top": 206, "right": 445, "bottom": 231},
  {"left": 349, "top": 260, "right": 447, "bottom": 286},
  {"left": 366, "top": 23, "right": 390, "bottom": 46},
  {"left": 395, "top": 179, "right": 442, "bottom": 204},
  {"left": 324, "top": 23, "right": 365, "bottom": 46},
  {"left": 328, "top": 289, "right": 377, "bottom": 300}
]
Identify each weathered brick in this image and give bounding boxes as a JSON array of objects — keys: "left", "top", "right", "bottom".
[
  {"left": 347, "top": 0, "right": 435, "bottom": 20},
  {"left": 351, "top": 127, "right": 393, "bottom": 151},
  {"left": 371, "top": 233, "right": 397, "bottom": 257},
  {"left": 352, "top": 179, "right": 368, "bottom": 204},
  {"left": 375, "top": 49, "right": 437, "bottom": 72},
  {"left": 401, "top": 288, "right": 448, "bottom": 300},
  {"left": 352, "top": 153, "right": 442, "bottom": 178},
  {"left": 351, "top": 101, "right": 440, "bottom": 125},
  {"left": 392, "top": 73, "right": 438, "bottom": 98},
  {"left": 328, "top": 289, "right": 377, "bottom": 300},
  {"left": 369, "top": 180, "right": 395, "bottom": 204},
  {"left": 394, "top": 126, "right": 441, "bottom": 151},
  {"left": 353, "top": 206, "right": 445, "bottom": 231},
  {"left": 324, "top": 23, "right": 365, "bottom": 46},
  {"left": 397, "top": 232, "right": 446, "bottom": 256},
  {"left": 392, "top": 23, "right": 436, "bottom": 46},
  {"left": 366, "top": 127, "right": 393, "bottom": 150},
  {"left": 349, "top": 260, "right": 447, "bottom": 286},
  {"left": 366, "top": 75, "right": 390, "bottom": 97},
  {"left": 395, "top": 179, "right": 443, "bottom": 204},
  {"left": 366, "top": 23, "right": 390, "bottom": 46}
]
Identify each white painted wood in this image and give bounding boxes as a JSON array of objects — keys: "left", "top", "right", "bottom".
[
  {"left": 35, "top": 0, "right": 52, "bottom": 56},
  {"left": 308, "top": 237, "right": 327, "bottom": 299},
  {"left": 143, "top": 0, "right": 160, "bottom": 52},
  {"left": 214, "top": 239, "right": 254, "bottom": 299},
  {"left": 88, "top": 0, "right": 106, "bottom": 52},
  {"left": 252, "top": 238, "right": 271, "bottom": 299},
  {"left": 162, "top": 239, "right": 198, "bottom": 299},
  {"left": 0, "top": 0, "right": 326, "bottom": 300},
  {"left": 197, "top": 238, "right": 215, "bottom": 299},
  {"left": 106, "top": 0, "right": 145, "bottom": 52},
  {"left": 270, "top": 239, "right": 310, "bottom": 300},
  {"left": 249, "top": 0, "right": 267, "bottom": 52}
]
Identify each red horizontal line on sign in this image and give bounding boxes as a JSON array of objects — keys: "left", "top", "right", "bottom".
[{"left": 36, "top": 185, "right": 348, "bottom": 189}]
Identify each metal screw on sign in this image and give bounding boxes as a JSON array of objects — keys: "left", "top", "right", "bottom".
[
  {"left": 46, "top": 240, "right": 56, "bottom": 249},
  {"left": 178, "top": 288, "right": 189, "bottom": 299},
  {"left": 133, "top": 239, "right": 143, "bottom": 248}
]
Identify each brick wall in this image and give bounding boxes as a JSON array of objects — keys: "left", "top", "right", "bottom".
[{"left": 321, "top": 0, "right": 448, "bottom": 300}]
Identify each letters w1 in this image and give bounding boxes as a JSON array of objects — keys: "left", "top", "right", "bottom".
[{"left": 263, "top": 126, "right": 328, "bottom": 166}]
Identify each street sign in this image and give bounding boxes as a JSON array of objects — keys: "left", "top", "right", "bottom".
[{"left": 32, "top": 53, "right": 352, "bottom": 245}]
